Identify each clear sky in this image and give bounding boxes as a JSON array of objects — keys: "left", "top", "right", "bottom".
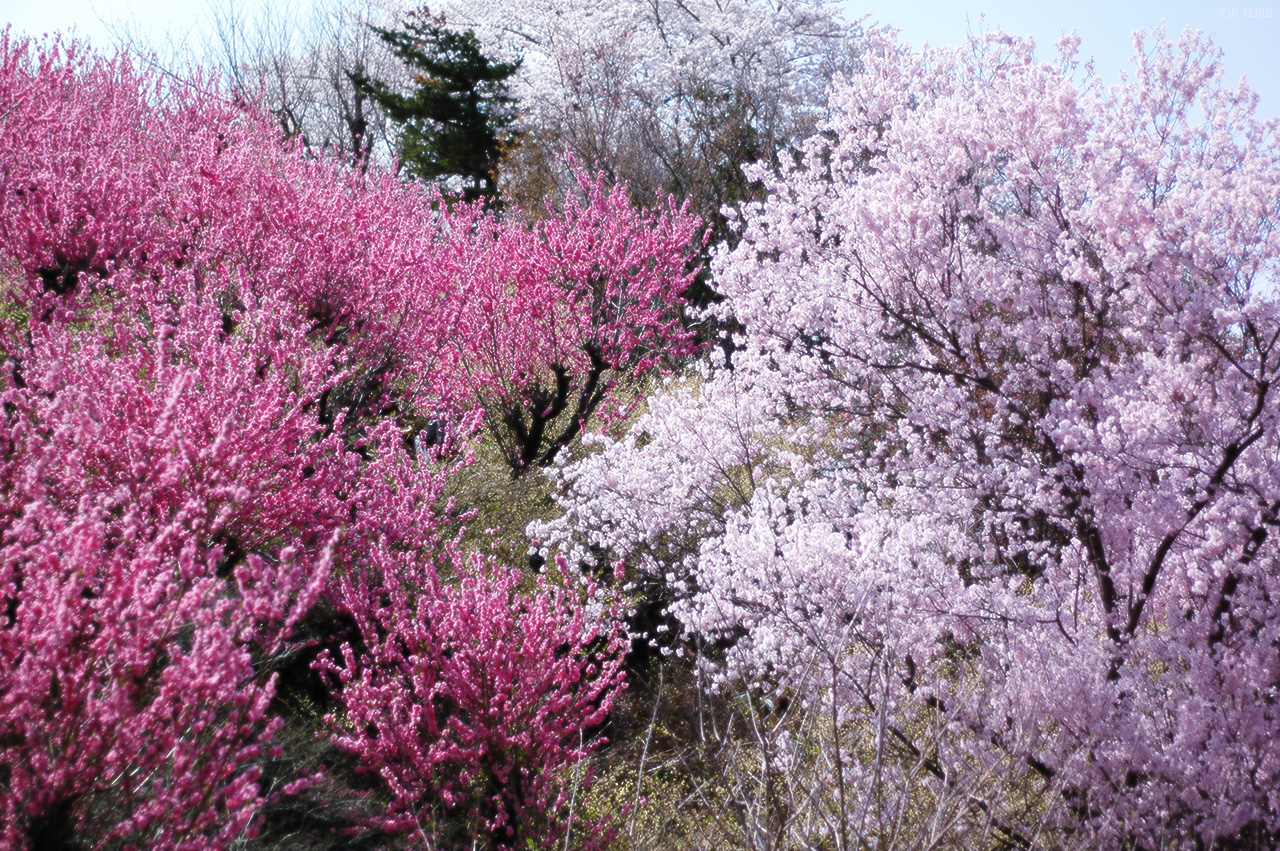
[
  {"left": 871, "top": 0, "right": 1279, "bottom": 114},
  {"left": 1, "top": 0, "right": 1277, "bottom": 114},
  {"left": 1, "top": 0, "right": 207, "bottom": 52}
]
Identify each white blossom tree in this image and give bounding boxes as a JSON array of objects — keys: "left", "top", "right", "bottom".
[
  {"left": 541, "top": 27, "right": 1280, "bottom": 850},
  {"left": 447, "top": 0, "right": 862, "bottom": 242}
]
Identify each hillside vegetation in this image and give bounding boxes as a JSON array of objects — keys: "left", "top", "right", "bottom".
[{"left": 2, "top": 8, "right": 1278, "bottom": 851}]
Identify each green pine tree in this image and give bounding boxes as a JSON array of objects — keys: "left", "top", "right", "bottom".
[{"left": 351, "top": 9, "right": 520, "bottom": 204}]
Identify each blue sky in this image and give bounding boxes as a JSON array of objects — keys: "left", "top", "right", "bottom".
[
  {"left": 872, "top": 1, "right": 1279, "bottom": 111},
  {"left": 2, "top": 0, "right": 1277, "bottom": 114}
]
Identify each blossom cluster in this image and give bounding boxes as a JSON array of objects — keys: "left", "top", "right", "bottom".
[
  {"left": 0, "top": 33, "right": 672, "bottom": 849},
  {"left": 544, "top": 27, "right": 1280, "bottom": 849}
]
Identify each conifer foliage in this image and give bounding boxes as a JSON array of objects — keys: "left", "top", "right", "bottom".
[{"left": 351, "top": 8, "right": 521, "bottom": 202}]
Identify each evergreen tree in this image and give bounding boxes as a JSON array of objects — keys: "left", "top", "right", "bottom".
[{"left": 351, "top": 9, "right": 519, "bottom": 203}]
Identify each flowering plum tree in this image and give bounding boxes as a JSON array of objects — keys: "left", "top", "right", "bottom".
[
  {"left": 1, "top": 23, "right": 699, "bottom": 454},
  {"left": 543, "top": 27, "right": 1280, "bottom": 850},
  {"left": 449, "top": 170, "right": 703, "bottom": 472},
  {"left": 319, "top": 554, "right": 626, "bottom": 849},
  {"left": 0, "top": 283, "right": 341, "bottom": 847},
  {"left": 0, "top": 38, "right": 349, "bottom": 846},
  {"left": 0, "top": 33, "right": 642, "bottom": 849}
]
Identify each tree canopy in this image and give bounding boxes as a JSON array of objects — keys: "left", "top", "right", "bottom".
[
  {"left": 541, "top": 27, "right": 1280, "bottom": 850},
  {"left": 351, "top": 8, "right": 520, "bottom": 202}
]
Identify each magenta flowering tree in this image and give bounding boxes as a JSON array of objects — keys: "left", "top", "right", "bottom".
[
  {"left": 543, "top": 27, "right": 1280, "bottom": 850},
  {"left": 0, "top": 32, "right": 474, "bottom": 428},
  {"left": 0, "top": 290, "right": 338, "bottom": 848},
  {"left": 0, "top": 36, "right": 359, "bottom": 847},
  {"left": 319, "top": 554, "right": 627, "bottom": 849},
  {"left": 449, "top": 169, "right": 703, "bottom": 472},
  {"left": 0, "top": 32, "right": 645, "bottom": 849},
  {"left": 0, "top": 31, "right": 705, "bottom": 468}
]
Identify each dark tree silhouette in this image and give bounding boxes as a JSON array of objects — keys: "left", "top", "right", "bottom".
[{"left": 351, "top": 8, "right": 520, "bottom": 203}]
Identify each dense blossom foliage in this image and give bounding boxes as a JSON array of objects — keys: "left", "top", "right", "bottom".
[
  {"left": 0, "top": 30, "right": 699, "bottom": 457},
  {"left": 18, "top": 12, "right": 1280, "bottom": 850},
  {"left": 452, "top": 0, "right": 856, "bottom": 121},
  {"left": 454, "top": 170, "right": 702, "bottom": 470},
  {"left": 0, "top": 33, "right": 656, "bottom": 849},
  {"left": 320, "top": 555, "right": 627, "bottom": 848},
  {"left": 0, "top": 293, "right": 335, "bottom": 847},
  {"left": 544, "top": 28, "right": 1280, "bottom": 849}
]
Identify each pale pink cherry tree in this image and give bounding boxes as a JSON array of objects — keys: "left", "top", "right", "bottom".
[
  {"left": 543, "top": 27, "right": 1280, "bottom": 850},
  {"left": 446, "top": 0, "right": 863, "bottom": 232}
]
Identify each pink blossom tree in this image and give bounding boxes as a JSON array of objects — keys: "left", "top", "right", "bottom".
[
  {"left": 0, "top": 36, "right": 357, "bottom": 847},
  {"left": 0, "top": 28, "right": 705, "bottom": 465},
  {"left": 319, "top": 554, "right": 627, "bottom": 849},
  {"left": 543, "top": 27, "right": 1280, "bottom": 850},
  {"left": 448, "top": 170, "right": 703, "bottom": 473},
  {"left": 1, "top": 33, "right": 641, "bottom": 849},
  {"left": 0, "top": 286, "right": 340, "bottom": 848}
]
